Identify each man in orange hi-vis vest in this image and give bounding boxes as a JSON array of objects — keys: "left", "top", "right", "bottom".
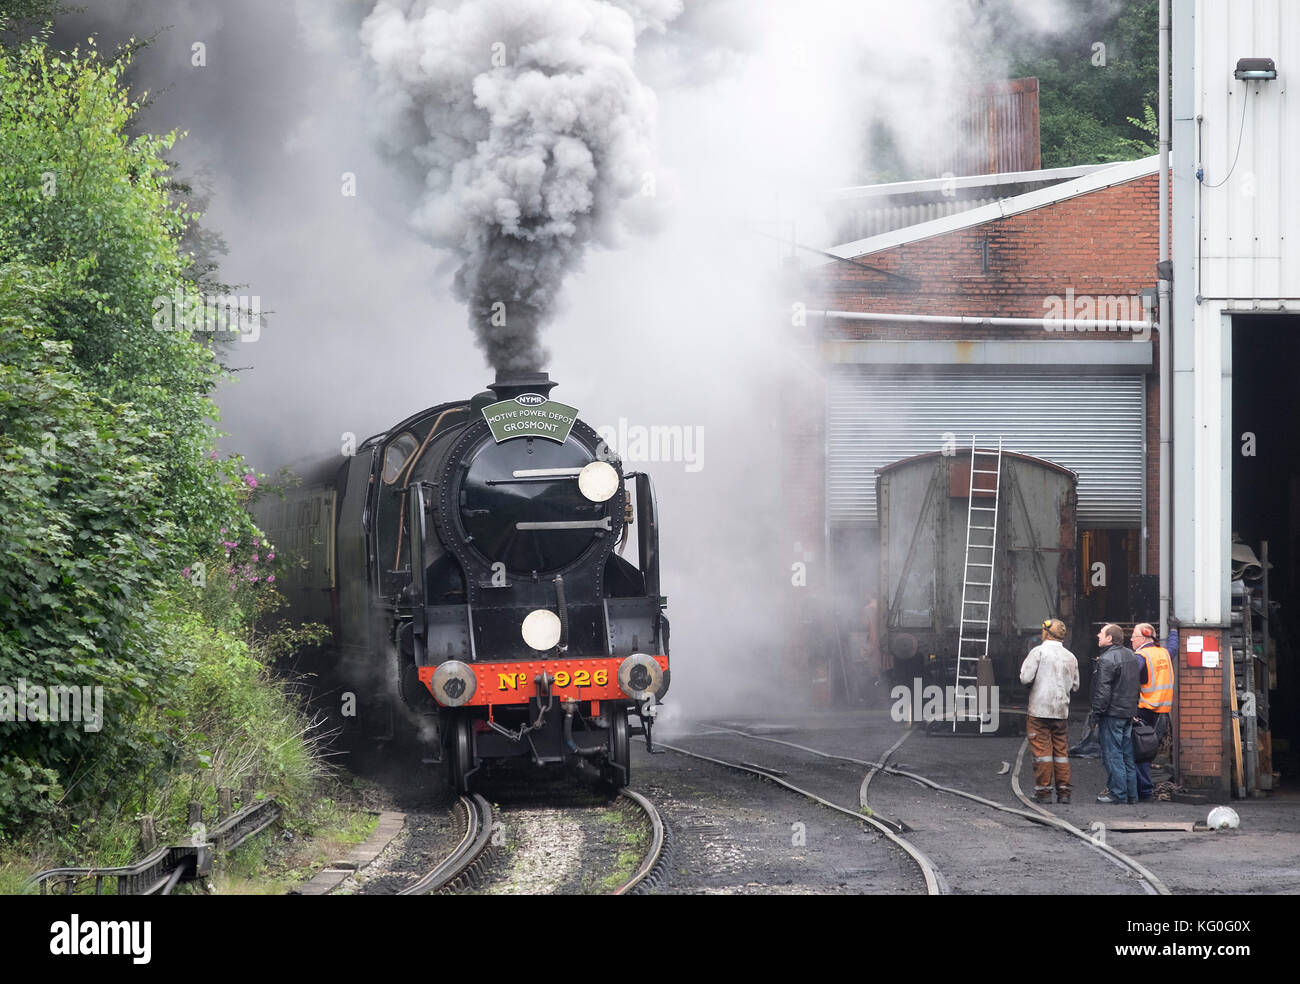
[{"left": 1131, "top": 623, "right": 1174, "bottom": 802}]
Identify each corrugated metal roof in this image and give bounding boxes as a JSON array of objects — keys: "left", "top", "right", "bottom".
[
  {"left": 939, "top": 77, "right": 1042, "bottom": 176},
  {"left": 834, "top": 197, "right": 1001, "bottom": 243}
]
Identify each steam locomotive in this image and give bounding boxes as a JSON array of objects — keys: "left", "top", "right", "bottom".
[{"left": 257, "top": 373, "right": 669, "bottom": 792}]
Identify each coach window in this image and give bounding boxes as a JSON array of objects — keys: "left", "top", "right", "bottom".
[{"left": 383, "top": 432, "right": 418, "bottom": 485}]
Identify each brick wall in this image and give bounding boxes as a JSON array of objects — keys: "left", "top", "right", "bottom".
[
  {"left": 1176, "top": 628, "right": 1227, "bottom": 791},
  {"left": 805, "top": 175, "right": 1161, "bottom": 325}
]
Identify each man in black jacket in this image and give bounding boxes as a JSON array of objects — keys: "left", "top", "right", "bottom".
[{"left": 1092, "top": 623, "right": 1142, "bottom": 804}]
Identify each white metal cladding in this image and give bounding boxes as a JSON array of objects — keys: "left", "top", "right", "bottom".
[
  {"left": 828, "top": 370, "right": 1144, "bottom": 526},
  {"left": 1194, "top": 0, "right": 1300, "bottom": 300}
]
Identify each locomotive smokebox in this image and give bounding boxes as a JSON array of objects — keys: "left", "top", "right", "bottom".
[{"left": 488, "top": 370, "right": 557, "bottom": 401}]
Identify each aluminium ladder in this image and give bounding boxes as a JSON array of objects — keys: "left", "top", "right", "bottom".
[{"left": 952, "top": 436, "right": 1003, "bottom": 732}]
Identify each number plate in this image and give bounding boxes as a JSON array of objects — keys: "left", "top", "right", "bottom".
[{"left": 417, "top": 656, "right": 667, "bottom": 707}]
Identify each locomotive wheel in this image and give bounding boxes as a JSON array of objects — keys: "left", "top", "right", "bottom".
[
  {"left": 447, "top": 713, "right": 475, "bottom": 794},
  {"left": 605, "top": 706, "right": 631, "bottom": 788}
]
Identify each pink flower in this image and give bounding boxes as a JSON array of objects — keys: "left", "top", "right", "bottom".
[
  {"left": 209, "top": 450, "right": 219, "bottom": 460},
  {"left": 220, "top": 528, "right": 227, "bottom": 535},
  {"left": 182, "top": 567, "right": 191, "bottom": 579},
  {"left": 243, "top": 474, "right": 258, "bottom": 488},
  {"left": 251, "top": 553, "right": 259, "bottom": 563},
  {"left": 266, "top": 575, "right": 275, "bottom": 583},
  {"left": 267, "top": 552, "right": 274, "bottom": 561}
]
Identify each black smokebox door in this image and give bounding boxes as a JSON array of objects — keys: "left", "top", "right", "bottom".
[{"left": 459, "top": 435, "right": 604, "bottom": 574}]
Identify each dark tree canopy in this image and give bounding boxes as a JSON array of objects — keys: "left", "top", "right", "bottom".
[{"left": 1003, "top": 0, "right": 1160, "bottom": 167}]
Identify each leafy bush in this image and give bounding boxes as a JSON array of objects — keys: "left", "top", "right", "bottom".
[
  {"left": 0, "top": 39, "right": 256, "bottom": 558},
  {"left": 0, "top": 264, "right": 184, "bottom": 830},
  {"left": 0, "top": 39, "right": 319, "bottom": 844}
]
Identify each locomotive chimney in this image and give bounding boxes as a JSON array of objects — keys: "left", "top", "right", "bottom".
[{"left": 488, "top": 370, "right": 557, "bottom": 401}]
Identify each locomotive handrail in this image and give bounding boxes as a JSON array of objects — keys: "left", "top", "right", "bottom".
[
  {"left": 511, "top": 467, "right": 583, "bottom": 477},
  {"left": 516, "top": 519, "right": 612, "bottom": 530},
  {"left": 408, "top": 482, "right": 429, "bottom": 666},
  {"left": 488, "top": 476, "right": 576, "bottom": 485}
]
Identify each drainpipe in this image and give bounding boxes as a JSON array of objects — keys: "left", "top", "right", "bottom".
[
  {"left": 1159, "top": 0, "right": 1172, "bottom": 646},
  {"left": 1158, "top": 0, "right": 1176, "bottom": 785},
  {"left": 813, "top": 310, "right": 1152, "bottom": 331}
]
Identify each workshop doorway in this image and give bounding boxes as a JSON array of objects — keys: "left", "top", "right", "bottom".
[{"left": 1232, "top": 314, "right": 1300, "bottom": 784}]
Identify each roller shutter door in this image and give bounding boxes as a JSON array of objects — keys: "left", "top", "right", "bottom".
[{"left": 828, "top": 369, "right": 1144, "bottom": 526}]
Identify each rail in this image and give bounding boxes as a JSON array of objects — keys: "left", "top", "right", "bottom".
[
  {"left": 397, "top": 794, "right": 496, "bottom": 895},
  {"left": 709, "top": 723, "right": 1170, "bottom": 897},
  {"left": 659, "top": 740, "right": 946, "bottom": 895},
  {"left": 30, "top": 797, "right": 281, "bottom": 896},
  {"left": 612, "top": 788, "right": 668, "bottom": 895}
]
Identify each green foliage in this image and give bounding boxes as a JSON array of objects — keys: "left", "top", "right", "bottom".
[
  {"left": 0, "top": 39, "right": 317, "bottom": 844},
  {"left": 1005, "top": 0, "right": 1161, "bottom": 167},
  {"left": 4, "top": 574, "right": 332, "bottom": 866},
  {"left": 860, "top": 0, "right": 1160, "bottom": 180},
  {"left": 0, "top": 263, "right": 183, "bottom": 830},
  {"left": 0, "top": 39, "right": 256, "bottom": 559},
  {"left": 0, "top": 1, "right": 61, "bottom": 48},
  {"left": 153, "top": 587, "right": 331, "bottom": 823},
  {"left": 0, "top": 859, "right": 39, "bottom": 895},
  {"left": 1128, "top": 103, "right": 1158, "bottom": 141}
]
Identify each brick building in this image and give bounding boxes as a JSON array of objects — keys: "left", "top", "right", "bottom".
[
  {"left": 782, "top": 0, "right": 1298, "bottom": 803},
  {"left": 781, "top": 155, "right": 1241, "bottom": 786}
]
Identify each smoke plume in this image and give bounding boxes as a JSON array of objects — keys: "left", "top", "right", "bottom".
[{"left": 360, "top": 0, "right": 680, "bottom": 372}]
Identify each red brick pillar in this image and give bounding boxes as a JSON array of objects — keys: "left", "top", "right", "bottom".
[{"left": 1176, "top": 628, "right": 1228, "bottom": 793}]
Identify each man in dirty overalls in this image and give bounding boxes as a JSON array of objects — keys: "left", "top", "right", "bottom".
[{"left": 1020, "top": 618, "right": 1080, "bottom": 804}]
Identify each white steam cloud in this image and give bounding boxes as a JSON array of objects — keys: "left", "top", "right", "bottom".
[{"left": 360, "top": 0, "right": 681, "bottom": 372}]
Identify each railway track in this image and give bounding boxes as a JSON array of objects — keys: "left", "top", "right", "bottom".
[
  {"left": 397, "top": 793, "right": 496, "bottom": 895},
  {"left": 393, "top": 788, "right": 666, "bottom": 895},
  {"left": 657, "top": 740, "right": 947, "bottom": 895},
  {"left": 612, "top": 788, "right": 668, "bottom": 895},
  {"left": 694, "top": 721, "right": 1169, "bottom": 896},
  {"left": 1007, "top": 737, "right": 1169, "bottom": 894}
]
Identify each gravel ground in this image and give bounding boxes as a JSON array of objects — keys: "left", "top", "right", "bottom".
[
  {"left": 331, "top": 745, "right": 653, "bottom": 894},
  {"left": 653, "top": 707, "right": 1300, "bottom": 896},
  {"left": 469, "top": 789, "right": 648, "bottom": 895},
  {"left": 346, "top": 808, "right": 467, "bottom": 895},
  {"left": 329, "top": 705, "right": 1300, "bottom": 896},
  {"left": 633, "top": 749, "right": 921, "bottom": 894},
  {"left": 325, "top": 743, "right": 463, "bottom": 895},
  {"left": 671, "top": 720, "right": 1148, "bottom": 895}
]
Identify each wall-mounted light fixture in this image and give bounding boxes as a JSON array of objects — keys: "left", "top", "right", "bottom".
[{"left": 1234, "top": 57, "right": 1277, "bottom": 81}]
